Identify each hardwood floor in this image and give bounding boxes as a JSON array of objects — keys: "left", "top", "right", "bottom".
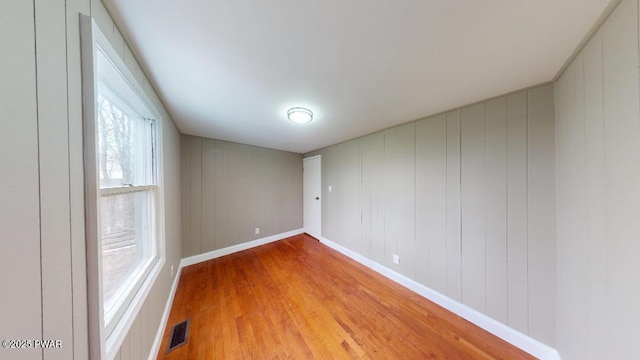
[{"left": 157, "top": 234, "right": 535, "bottom": 359}]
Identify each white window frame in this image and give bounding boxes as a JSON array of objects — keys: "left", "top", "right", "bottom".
[{"left": 81, "top": 16, "right": 166, "bottom": 360}]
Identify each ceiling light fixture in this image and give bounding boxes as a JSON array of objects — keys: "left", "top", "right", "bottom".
[{"left": 287, "top": 107, "right": 313, "bottom": 124}]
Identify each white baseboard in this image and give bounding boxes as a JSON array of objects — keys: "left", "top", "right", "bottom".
[
  {"left": 180, "top": 228, "right": 304, "bottom": 267},
  {"left": 148, "top": 228, "right": 304, "bottom": 359},
  {"left": 148, "top": 264, "right": 182, "bottom": 360},
  {"left": 318, "top": 236, "right": 561, "bottom": 360}
]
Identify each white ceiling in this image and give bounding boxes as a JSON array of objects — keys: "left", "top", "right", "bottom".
[{"left": 104, "top": 0, "right": 611, "bottom": 154}]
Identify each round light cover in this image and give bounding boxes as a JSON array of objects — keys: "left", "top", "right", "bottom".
[{"left": 287, "top": 107, "right": 313, "bottom": 124}]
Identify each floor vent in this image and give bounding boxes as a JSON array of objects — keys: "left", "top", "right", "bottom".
[{"left": 166, "top": 319, "right": 190, "bottom": 353}]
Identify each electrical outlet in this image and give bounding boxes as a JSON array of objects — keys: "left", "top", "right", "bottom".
[
  {"left": 393, "top": 254, "right": 400, "bottom": 264},
  {"left": 171, "top": 265, "right": 175, "bottom": 279},
  {"left": 328, "top": 185, "right": 332, "bottom": 192},
  {"left": 255, "top": 227, "right": 260, "bottom": 235}
]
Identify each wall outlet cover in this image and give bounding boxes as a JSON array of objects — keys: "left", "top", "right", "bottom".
[
  {"left": 393, "top": 254, "right": 400, "bottom": 264},
  {"left": 255, "top": 228, "right": 260, "bottom": 235}
]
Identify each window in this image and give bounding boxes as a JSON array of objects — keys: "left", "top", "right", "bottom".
[
  {"left": 82, "top": 17, "right": 164, "bottom": 360},
  {"left": 96, "top": 66, "right": 158, "bottom": 337}
]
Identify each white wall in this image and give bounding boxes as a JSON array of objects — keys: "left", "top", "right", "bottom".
[
  {"left": 555, "top": 0, "right": 640, "bottom": 358},
  {"left": 306, "top": 84, "right": 557, "bottom": 347},
  {"left": 0, "top": 1, "right": 182, "bottom": 359}
]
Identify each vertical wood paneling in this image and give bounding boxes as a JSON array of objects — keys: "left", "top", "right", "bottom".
[
  {"left": 1, "top": 1, "right": 181, "bottom": 358},
  {"left": 312, "top": 85, "right": 555, "bottom": 346},
  {"left": 384, "top": 124, "right": 416, "bottom": 277},
  {"left": 290, "top": 151, "right": 301, "bottom": 232},
  {"left": 555, "top": 1, "right": 640, "bottom": 357},
  {"left": 277, "top": 151, "right": 291, "bottom": 233},
  {"left": 292, "top": 152, "right": 304, "bottom": 232},
  {"left": 570, "top": 56, "right": 589, "bottom": 359},
  {"left": 326, "top": 144, "right": 342, "bottom": 243},
  {"left": 583, "top": 30, "right": 607, "bottom": 360},
  {"left": 527, "top": 84, "right": 556, "bottom": 346},
  {"left": 0, "top": 1, "right": 42, "bottom": 358},
  {"left": 414, "top": 117, "right": 430, "bottom": 286},
  {"left": 336, "top": 142, "right": 348, "bottom": 247},
  {"left": 146, "top": 283, "right": 160, "bottom": 354},
  {"left": 342, "top": 140, "right": 361, "bottom": 253},
  {"left": 239, "top": 145, "right": 259, "bottom": 241},
  {"left": 189, "top": 137, "right": 203, "bottom": 254},
  {"left": 446, "top": 110, "right": 462, "bottom": 301},
  {"left": 326, "top": 143, "right": 344, "bottom": 244},
  {"left": 279, "top": 150, "right": 296, "bottom": 234},
  {"left": 181, "top": 135, "right": 192, "bottom": 256},
  {"left": 182, "top": 136, "right": 303, "bottom": 254},
  {"left": 119, "top": 333, "right": 130, "bottom": 360},
  {"left": 555, "top": 57, "right": 578, "bottom": 358},
  {"left": 227, "top": 141, "right": 241, "bottom": 244},
  {"left": 321, "top": 145, "right": 337, "bottom": 240},
  {"left": 291, "top": 152, "right": 303, "bottom": 233},
  {"left": 602, "top": 0, "right": 640, "bottom": 357},
  {"left": 506, "top": 92, "right": 528, "bottom": 334},
  {"left": 360, "top": 133, "right": 385, "bottom": 264},
  {"left": 214, "top": 140, "right": 231, "bottom": 249},
  {"left": 460, "top": 103, "right": 486, "bottom": 312},
  {"left": 484, "top": 98, "right": 508, "bottom": 324},
  {"left": 261, "top": 149, "right": 279, "bottom": 236},
  {"left": 415, "top": 114, "right": 447, "bottom": 292},
  {"left": 201, "top": 139, "right": 216, "bottom": 252},
  {"left": 274, "top": 149, "right": 290, "bottom": 233},
  {"left": 129, "top": 315, "right": 141, "bottom": 360},
  {"left": 383, "top": 131, "right": 399, "bottom": 270},
  {"left": 335, "top": 143, "right": 348, "bottom": 243},
  {"left": 163, "top": 117, "right": 183, "bottom": 276},
  {"left": 34, "top": 0, "right": 75, "bottom": 358},
  {"left": 140, "top": 303, "right": 150, "bottom": 357}
]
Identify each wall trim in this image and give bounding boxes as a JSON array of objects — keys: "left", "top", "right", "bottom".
[
  {"left": 552, "top": 0, "right": 622, "bottom": 81},
  {"left": 180, "top": 229, "right": 304, "bottom": 267},
  {"left": 318, "top": 236, "right": 562, "bottom": 360},
  {"left": 148, "top": 228, "right": 304, "bottom": 359}
]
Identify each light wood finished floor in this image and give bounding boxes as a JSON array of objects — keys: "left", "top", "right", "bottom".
[{"left": 157, "top": 234, "right": 535, "bottom": 359}]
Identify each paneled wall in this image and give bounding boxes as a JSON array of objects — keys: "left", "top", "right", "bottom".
[
  {"left": 306, "top": 84, "right": 556, "bottom": 346},
  {"left": 93, "top": 3, "right": 184, "bottom": 360},
  {"left": 0, "top": 1, "right": 182, "bottom": 359},
  {"left": 555, "top": 0, "right": 640, "bottom": 358},
  {"left": 181, "top": 135, "right": 303, "bottom": 257},
  {"left": 0, "top": 2, "right": 44, "bottom": 360}
]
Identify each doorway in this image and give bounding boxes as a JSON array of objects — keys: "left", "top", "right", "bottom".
[{"left": 303, "top": 155, "right": 321, "bottom": 239}]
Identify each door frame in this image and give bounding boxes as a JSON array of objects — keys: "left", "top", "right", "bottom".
[{"left": 303, "top": 155, "right": 322, "bottom": 239}]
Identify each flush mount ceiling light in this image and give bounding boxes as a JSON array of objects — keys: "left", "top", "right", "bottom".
[{"left": 287, "top": 107, "right": 313, "bottom": 124}]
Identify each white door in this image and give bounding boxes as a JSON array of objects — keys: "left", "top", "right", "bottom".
[{"left": 303, "top": 155, "right": 321, "bottom": 239}]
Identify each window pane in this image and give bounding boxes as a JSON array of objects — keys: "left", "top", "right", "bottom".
[
  {"left": 101, "top": 190, "right": 153, "bottom": 317},
  {"left": 96, "top": 47, "right": 154, "bottom": 189},
  {"left": 97, "top": 94, "right": 154, "bottom": 188}
]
